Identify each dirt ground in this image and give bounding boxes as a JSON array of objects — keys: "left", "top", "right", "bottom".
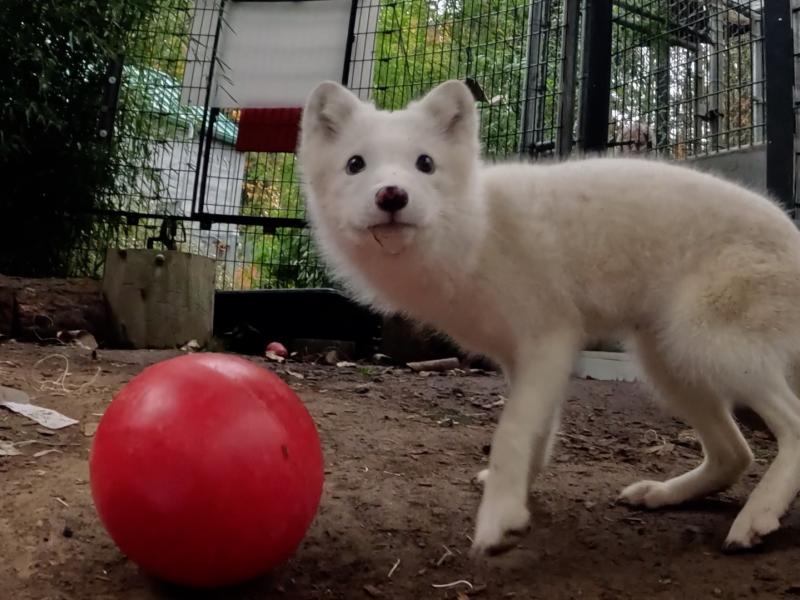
[{"left": 1, "top": 341, "right": 799, "bottom": 599}]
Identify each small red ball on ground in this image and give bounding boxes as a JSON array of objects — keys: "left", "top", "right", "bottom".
[
  {"left": 266, "top": 341, "right": 288, "bottom": 358},
  {"left": 89, "top": 353, "right": 323, "bottom": 588}
]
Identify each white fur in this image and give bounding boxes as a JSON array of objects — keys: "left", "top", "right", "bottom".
[{"left": 297, "top": 80, "right": 800, "bottom": 556}]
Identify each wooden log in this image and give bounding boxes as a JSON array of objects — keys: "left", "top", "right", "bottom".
[{"left": 102, "top": 249, "right": 215, "bottom": 349}]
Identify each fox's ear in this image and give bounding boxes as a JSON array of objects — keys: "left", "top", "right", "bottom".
[
  {"left": 301, "top": 81, "right": 361, "bottom": 140},
  {"left": 415, "top": 80, "right": 479, "bottom": 142}
]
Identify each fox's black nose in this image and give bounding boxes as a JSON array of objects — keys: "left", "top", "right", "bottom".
[{"left": 375, "top": 186, "right": 409, "bottom": 213}]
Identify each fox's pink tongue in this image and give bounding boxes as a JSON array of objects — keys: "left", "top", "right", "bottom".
[{"left": 371, "top": 226, "right": 415, "bottom": 255}]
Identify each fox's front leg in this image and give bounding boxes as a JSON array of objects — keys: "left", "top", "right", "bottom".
[{"left": 471, "top": 332, "right": 576, "bottom": 556}]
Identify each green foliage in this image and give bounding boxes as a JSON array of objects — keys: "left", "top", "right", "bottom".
[
  {"left": 243, "top": 0, "right": 533, "bottom": 289},
  {"left": 247, "top": 228, "right": 327, "bottom": 289},
  {"left": 372, "top": 0, "right": 532, "bottom": 159},
  {"left": 0, "top": 0, "right": 162, "bottom": 277},
  {"left": 241, "top": 153, "right": 330, "bottom": 289}
]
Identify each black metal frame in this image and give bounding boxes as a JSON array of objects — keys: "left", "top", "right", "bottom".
[
  {"left": 579, "top": 0, "right": 613, "bottom": 153},
  {"left": 763, "top": 0, "right": 795, "bottom": 215},
  {"left": 192, "top": 0, "right": 228, "bottom": 224},
  {"left": 557, "top": 0, "right": 581, "bottom": 157},
  {"left": 98, "top": 57, "right": 125, "bottom": 143},
  {"left": 191, "top": 0, "right": 359, "bottom": 231},
  {"left": 341, "top": 0, "right": 360, "bottom": 86}
]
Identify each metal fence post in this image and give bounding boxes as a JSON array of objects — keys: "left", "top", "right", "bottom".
[
  {"left": 579, "top": 0, "right": 613, "bottom": 153},
  {"left": 764, "top": 0, "right": 795, "bottom": 215},
  {"left": 557, "top": 0, "right": 581, "bottom": 157}
]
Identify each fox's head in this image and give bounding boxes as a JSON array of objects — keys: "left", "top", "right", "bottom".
[{"left": 297, "top": 80, "right": 483, "bottom": 275}]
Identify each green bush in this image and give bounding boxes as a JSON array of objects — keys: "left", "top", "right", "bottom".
[{"left": 0, "top": 0, "right": 155, "bottom": 277}]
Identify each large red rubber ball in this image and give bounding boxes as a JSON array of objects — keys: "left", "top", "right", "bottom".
[{"left": 89, "top": 353, "right": 324, "bottom": 588}]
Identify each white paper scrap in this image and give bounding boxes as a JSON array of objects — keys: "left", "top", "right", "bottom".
[{"left": 0, "top": 401, "right": 78, "bottom": 430}]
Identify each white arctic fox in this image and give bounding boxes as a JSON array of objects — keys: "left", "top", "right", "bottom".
[{"left": 297, "top": 79, "right": 800, "bottom": 557}]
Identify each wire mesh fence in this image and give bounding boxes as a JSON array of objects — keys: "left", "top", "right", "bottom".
[
  {"left": 609, "top": 0, "right": 766, "bottom": 158},
  {"left": 354, "top": 1, "right": 534, "bottom": 159},
  {"left": 71, "top": 0, "right": 333, "bottom": 290},
  {"left": 69, "top": 0, "right": 548, "bottom": 289},
  {"left": 53, "top": 0, "right": 786, "bottom": 290}
]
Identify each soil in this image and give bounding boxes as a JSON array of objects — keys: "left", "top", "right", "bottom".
[{"left": 1, "top": 341, "right": 798, "bottom": 600}]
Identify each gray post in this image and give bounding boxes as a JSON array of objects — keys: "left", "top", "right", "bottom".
[
  {"left": 520, "top": 1, "right": 547, "bottom": 155},
  {"left": 708, "top": 1, "right": 727, "bottom": 152},
  {"left": 654, "top": 38, "right": 671, "bottom": 156},
  {"left": 752, "top": 10, "right": 765, "bottom": 144},
  {"left": 557, "top": 0, "right": 581, "bottom": 157}
]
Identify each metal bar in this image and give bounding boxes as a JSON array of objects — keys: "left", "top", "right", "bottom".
[
  {"left": 557, "top": 0, "right": 580, "bottom": 157},
  {"left": 97, "top": 56, "right": 124, "bottom": 143},
  {"left": 654, "top": 38, "right": 670, "bottom": 155},
  {"left": 693, "top": 52, "right": 703, "bottom": 154},
  {"left": 83, "top": 208, "right": 308, "bottom": 230},
  {"left": 611, "top": 16, "right": 702, "bottom": 51},
  {"left": 751, "top": 11, "right": 765, "bottom": 144},
  {"left": 341, "top": 0, "right": 360, "bottom": 86},
  {"left": 708, "top": 5, "right": 727, "bottom": 152},
  {"left": 763, "top": 0, "right": 794, "bottom": 213},
  {"left": 533, "top": 0, "right": 554, "bottom": 153},
  {"left": 520, "top": 1, "right": 545, "bottom": 155},
  {"left": 192, "top": 0, "right": 227, "bottom": 216},
  {"left": 579, "top": 0, "right": 613, "bottom": 152},
  {"left": 196, "top": 107, "right": 220, "bottom": 216},
  {"left": 614, "top": 0, "right": 754, "bottom": 27}
]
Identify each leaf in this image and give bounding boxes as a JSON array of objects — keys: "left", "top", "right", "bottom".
[{"left": 0, "top": 441, "right": 21, "bottom": 456}]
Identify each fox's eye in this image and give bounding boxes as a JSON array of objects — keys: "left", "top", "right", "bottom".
[
  {"left": 346, "top": 155, "right": 366, "bottom": 175},
  {"left": 416, "top": 154, "right": 435, "bottom": 174}
]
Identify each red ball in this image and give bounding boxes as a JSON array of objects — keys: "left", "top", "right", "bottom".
[{"left": 89, "top": 353, "right": 324, "bottom": 588}]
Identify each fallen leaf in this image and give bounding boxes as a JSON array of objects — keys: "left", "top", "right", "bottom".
[
  {"left": 57, "top": 330, "right": 98, "bottom": 351},
  {"left": 676, "top": 429, "right": 701, "bottom": 450},
  {"left": 644, "top": 441, "right": 675, "bottom": 455},
  {"left": 33, "top": 449, "right": 61, "bottom": 458},
  {"left": 0, "top": 441, "right": 21, "bottom": 456},
  {"left": 180, "top": 339, "right": 201, "bottom": 352},
  {"left": 265, "top": 351, "right": 285, "bottom": 363}
]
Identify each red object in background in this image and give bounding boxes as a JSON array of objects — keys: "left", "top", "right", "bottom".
[
  {"left": 266, "top": 341, "right": 289, "bottom": 358},
  {"left": 235, "top": 107, "right": 303, "bottom": 153},
  {"left": 89, "top": 353, "right": 324, "bottom": 588}
]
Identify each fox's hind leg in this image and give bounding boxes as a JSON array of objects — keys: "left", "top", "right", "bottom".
[{"left": 619, "top": 332, "right": 753, "bottom": 509}]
